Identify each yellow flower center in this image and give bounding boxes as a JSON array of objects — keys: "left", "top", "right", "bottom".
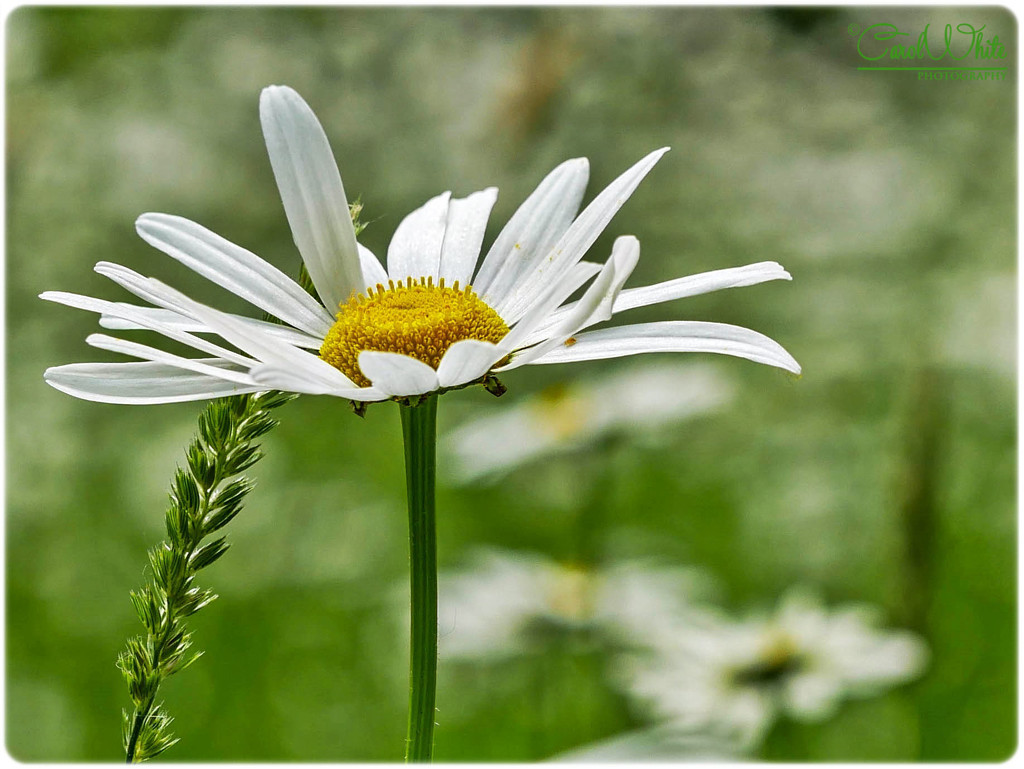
[
  {"left": 530, "top": 382, "right": 591, "bottom": 442},
  {"left": 320, "top": 277, "right": 510, "bottom": 387},
  {"left": 729, "top": 632, "right": 805, "bottom": 688},
  {"left": 546, "top": 563, "right": 596, "bottom": 623}
]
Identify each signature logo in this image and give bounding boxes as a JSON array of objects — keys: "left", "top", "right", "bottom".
[
  {"left": 848, "top": 22, "right": 1009, "bottom": 79},
  {"left": 855, "top": 22, "right": 1005, "bottom": 61}
]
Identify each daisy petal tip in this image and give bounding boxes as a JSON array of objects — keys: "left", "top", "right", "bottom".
[
  {"left": 134, "top": 214, "right": 177, "bottom": 243},
  {"left": 765, "top": 261, "right": 793, "bottom": 281},
  {"left": 548, "top": 156, "right": 589, "bottom": 180},
  {"left": 259, "top": 85, "right": 309, "bottom": 125},
  {"left": 259, "top": 84, "right": 296, "bottom": 105},
  {"left": 642, "top": 147, "right": 671, "bottom": 164},
  {"left": 134, "top": 212, "right": 168, "bottom": 232}
]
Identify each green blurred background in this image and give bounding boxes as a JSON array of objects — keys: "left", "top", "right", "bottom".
[{"left": 6, "top": 5, "right": 1016, "bottom": 761}]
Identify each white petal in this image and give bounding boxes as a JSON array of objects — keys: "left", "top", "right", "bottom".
[
  {"left": 260, "top": 85, "right": 363, "bottom": 311},
  {"left": 581, "top": 236, "right": 642, "bottom": 327},
  {"left": 529, "top": 321, "right": 802, "bottom": 374},
  {"left": 94, "top": 262, "right": 325, "bottom": 351},
  {"left": 356, "top": 351, "right": 439, "bottom": 397},
  {"left": 139, "top": 278, "right": 359, "bottom": 390},
  {"left": 387, "top": 192, "right": 451, "bottom": 281},
  {"left": 495, "top": 148, "right": 669, "bottom": 323},
  {"left": 358, "top": 243, "right": 388, "bottom": 292},
  {"left": 530, "top": 262, "right": 794, "bottom": 343},
  {"left": 614, "top": 261, "right": 793, "bottom": 314},
  {"left": 474, "top": 158, "right": 589, "bottom": 306},
  {"left": 500, "top": 260, "right": 604, "bottom": 351},
  {"left": 43, "top": 361, "right": 261, "bottom": 405},
  {"left": 185, "top": 313, "right": 352, "bottom": 389},
  {"left": 783, "top": 673, "right": 843, "bottom": 720},
  {"left": 40, "top": 290, "right": 256, "bottom": 366},
  {"left": 99, "top": 305, "right": 201, "bottom": 331},
  {"left": 96, "top": 261, "right": 209, "bottom": 317},
  {"left": 97, "top": 304, "right": 324, "bottom": 349},
  {"left": 249, "top": 365, "right": 390, "bottom": 401},
  {"left": 86, "top": 334, "right": 256, "bottom": 385},
  {"left": 134, "top": 213, "right": 333, "bottom": 336},
  {"left": 99, "top": 305, "right": 194, "bottom": 327},
  {"left": 500, "top": 235, "right": 640, "bottom": 369},
  {"left": 436, "top": 339, "right": 506, "bottom": 388},
  {"left": 438, "top": 188, "right": 498, "bottom": 287}
]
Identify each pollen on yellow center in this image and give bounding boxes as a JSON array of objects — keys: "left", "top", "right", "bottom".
[{"left": 319, "top": 277, "right": 510, "bottom": 387}]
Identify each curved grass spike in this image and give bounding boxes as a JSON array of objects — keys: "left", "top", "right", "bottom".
[
  {"left": 118, "top": 390, "right": 294, "bottom": 762},
  {"left": 119, "top": 198, "right": 362, "bottom": 761}
]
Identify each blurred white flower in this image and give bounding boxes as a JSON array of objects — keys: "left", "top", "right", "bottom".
[
  {"left": 553, "top": 724, "right": 740, "bottom": 762},
  {"left": 438, "top": 549, "right": 707, "bottom": 659},
  {"left": 445, "top": 362, "right": 734, "bottom": 482},
  {"left": 622, "top": 587, "right": 929, "bottom": 750}
]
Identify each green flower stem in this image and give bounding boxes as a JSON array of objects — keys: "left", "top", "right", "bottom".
[{"left": 400, "top": 395, "right": 439, "bottom": 763}]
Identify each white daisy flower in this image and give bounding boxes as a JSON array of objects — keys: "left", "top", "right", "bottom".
[
  {"left": 622, "top": 587, "right": 929, "bottom": 750},
  {"left": 445, "top": 362, "right": 735, "bottom": 482},
  {"left": 438, "top": 549, "right": 705, "bottom": 660},
  {"left": 42, "top": 85, "right": 799, "bottom": 405}
]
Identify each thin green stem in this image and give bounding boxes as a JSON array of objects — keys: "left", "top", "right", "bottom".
[
  {"left": 118, "top": 391, "right": 292, "bottom": 763},
  {"left": 125, "top": 704, "right": 149, "bottom": 763},
  {"left": 400, "top": 395, "right": 439, "bottom": 763}
]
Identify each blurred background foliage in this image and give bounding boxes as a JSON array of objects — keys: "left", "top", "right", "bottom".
[{"left": 6, "top": 5, "right": 1015, "bottom": 761}]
